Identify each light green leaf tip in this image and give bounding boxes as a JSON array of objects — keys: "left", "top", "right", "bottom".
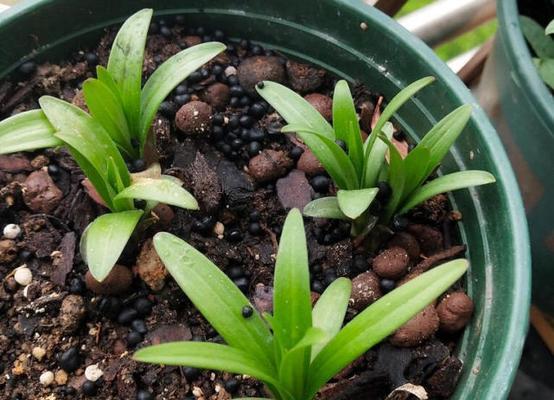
[
  {"left": 114, "top": 177, "right": 199, "bottom": 210},
  {"left": 337, "top": 188, "right": 379, "bottom": 219}
]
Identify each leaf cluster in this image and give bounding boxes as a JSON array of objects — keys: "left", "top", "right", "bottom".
[
  {"left": 520, "top": 16, "right": 554, "bottom": 89},
  {"left": 256, "top": 77, "right": 495, "bottom": 234},
  {"left": 135, "top": 208, "right": 469, "bottom": 400}
]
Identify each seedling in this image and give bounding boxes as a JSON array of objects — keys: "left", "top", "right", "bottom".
[
  {"left": 256, "top": 78, "right": 495, "bottom": 236},
  {"left": 0, "top": 9, "right": 226, "bottom": 281},
  {"left": 520, "top": 16, "right": 554, "bottom": 89},
  {"left": 135, "top": 208, "right": 469, "bottom": 400}
]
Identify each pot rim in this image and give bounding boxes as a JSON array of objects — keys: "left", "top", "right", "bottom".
[{"left": 0, "top": 1, "right": 531, "bottom": 399}]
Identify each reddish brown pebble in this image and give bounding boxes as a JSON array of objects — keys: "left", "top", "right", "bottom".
[
  {"left": 350, "top": 271, "right": 382, "bottom": 310},
  {"left": 407, "top": 224, "right": 444, "bottom": 255},
  {"left": 304, "top": 93, "right": 333, "bottom": 121},
  {"left": 201, "top": 82, "right": 230, "bottom": 110},
  {"left": 175, "top": 101, "right": 212, "bottom": 135},
  {"left": 238, "top": 56, "right": 286, "bottom": 95},
  {"left": 248, "top": 149, "right": 293, "bottom": 183},
  {"left": 22, "top": 170, "right": 63, "bottom": 213},
  {"left": 183, "top": 36, "right": 202, "bottom": 47},
  {"left": 372, "top": 247, "right": 409, "bottom": 280},
  {"left": 390, "top": 304, "right": 439, "bottom": 347},
  {"left": 388, "top": 232, "right": 420, "bottom": 260},
  {"left": 286, "top": 60, "right": 325, "bottom": 93},
  {"left": 297, "top": 149, "right": 325, "bottom": 176},
  {"left": 151, "top": 204, "right": 175, "bottom": 228},
  {"left": 59, "top": 295, "right": 86, "bottom": 334},
  {"left": 276, "top": 169, "right": 313, "bottom": 210},
  {"left": 0, "top": 155, "right": 32, "bottom": 173},
  {"left": 436, "top": 292, "right": 474, "bottom": 333},
  {"left": 0, "top": 239, "right": 17, "bottom": 263},
  {"left": 135, "top": 239, "right": 168, "bottom": 291},
  {"left": 85, "top": 264, "right": 133, "bottom": 295}
]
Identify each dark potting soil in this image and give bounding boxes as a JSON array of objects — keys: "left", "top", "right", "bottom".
[{"left": 0, "top": 17, "right": 471, "bottom": 400}]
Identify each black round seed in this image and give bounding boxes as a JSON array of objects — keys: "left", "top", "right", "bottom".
[
  {"left": 19, "top": 250, "right": 32, "bottom": 261},
  {"left": 149, "top": 22, "right": 159, "bottom": 33},
  {"left": 229, "top": 97, "right": 240, "bottom": 107},
  {"left": 132, "top": 159, "right": 146, "bottom": 172},
  {"left": 290, "top": 146, "right": 304, "bottom": 160},
  {"left": 248, "top": 222, "right": 261, "bottom": 235},
  {"left": 211, "top": 64, "right": 224, "bottom": 76},
  {"left": 230, "top": 85, "right": 244, "bottom": 97},
  {"left": 335, "top": 139, "right": 348, "bottom": 152},
  {"left": 47, "top": 164, "right": 60, "bottom": 175},
  {"left": 311, "top": 264, "right": 322, "bottom": 273},
  {"left": 239, "top": 96, "right": 251, "bottom": 107},
  {"left": 249, "top": 210, "right": 260, "bottom": 221},
  {"left": 134, "top": 298, "right": 153, "bottom": 316},
  {"left": 224, "top": 378, "right": 239, "bottom": 393},
  {"left": 352, "top": 255, "right": 367, "bottom": 272},
  {"left": 68, "top": 278, "right": 84, "bottom": 294},
  {"left": 193, "top": 215, "right": 215, "bottom": 234},
  {"left": 98, "top": 297, "right": 122, "bottom": 319},
  {"left": 127, "top": 330, "right": 143, "bottom": 346},
  {"left": 118, "top": 308, "right": 139, "bottom": 325},
  {"left": 239, "top": 38, "right": 250, "bottom": 49},
  {"left": 251, "top": 45, "right": 263, "bottom": 55},
  {"left": 227, "top": 266, "right": 244, "bottom": 279},
  {"left": 241, "top": 305, "right": 254, "bottom": 318},
  {"left": 82, "top": 380, "right": 97, "bottom": 396},
  {"left": 392, "top": 215, "right": 409, "bottom": 231},
  {"left": 256, "top": 82, "right": 265, "bottom": 89},
  {"left": 158, "top": 101, "right": 175, "bottom": 117},
  {"left": 136, "top": 389, "right": 154, "bottom": 400},
  {"left": 231, "top": 138, "right": 243, "bottom": 150},
  {"left": 175, "top": 84, "right": 188, "bottom": 95},
  {"left": 212, "top": 113, "right": 224, "bottom": 126},
  {"left": 84, "top": 52, "right": 98, "bottom": 66},
  {"left": 227, "top": 74, "right": 239, "bottom": 86},
  {"left": 59, "top": 347, "right": 81, "bottom": 372},
  {"left": 212, "top": 126, "right": 224, "bottom": 141},
  {"left": 188, "top": 70, "right": 202, "bottom": 82},
  {"left": 183, "top": 367, "right": 200, "bottom": 380},
  {"left": 324, "top": 270, "right": 337, "bottom": 285},
  {"left": 380, "top": 279, "right": 396, "bottom": 293},
  {"left": 249, "top": 102, "right": 266, "bottom": 118},
  {"left": 234, "top": 277, "right": 249, "bottom": 292},
  {"left": 174, "top": 94, "right": 190, "bottom": 106},
  {"left": 221, "top": 143, "right": 232, "bottom": 156},
  {"left": 311, "top": 175, "right": 330, "bottom": 193},
  {"left": 160, "top": 26, "right": 172, "bottom": 38},
  {"left": 247, "top": 128, "right": 265, "bottom": 142},
  {"left": 376, "top": 181, "right": 392, "bottom": 202},
  {"left": 312, "top": 280, "right": 324, "bottom": 293},
  {"left": 227, "top": 228, "right": 243, "bottom": 242},
  {"left": 131, "top": 319, "right": 147, "bottom": 334},
  {"left": 228, "top": 114, "right": 240, "bottom": 128},
  {"left": 19, "top": 61, "right": 36, "bottom": 75}
]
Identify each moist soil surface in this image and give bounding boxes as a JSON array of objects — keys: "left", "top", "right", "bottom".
[{"left": 0, "top": 17, "right": 472, "bottom": 400}]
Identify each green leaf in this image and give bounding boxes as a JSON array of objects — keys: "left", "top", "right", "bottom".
[
  {"left": 96, "top": 66, "right": 123, "bottom": 100},
  {"left": 520, "top": 16, "right": 554, "bottom": 58},
  {"left": 108, "top": 157, "right": 134, "bottom": 211},
  {"left": 382, "top": 137, "right": 407, "bottom": 222},
  {"left": 333, "top": 80, "right": 364, "bottom": 176},
  {"left": 140, "top": 42, "right": 226, "bottom": 148},
  {"left": 256, "top": 81, "right": 335, "bottom": 140},
  {"left": 401, "top": 145, "right": 431, "bottom": 202},
  {"left": 362, "top": 122, "right": 393, "bottom": 188},
  {"left": 546, "top": 19, "right": 554, "bottom": 35},
  {"left": 398, "top": 170, "right": 496, "bottom": 215},
  {"left": 337, "top": 188, "right": 379, "bottom": 220},
  {"left": 80, "top": 210, "right": 143, "bottom": 282},
  {"left": 0, "top": 109, "right": 62, "bottom": 154},
  {"left": 152, "top": 232, "right": 274, "bottom": 366},
  {"left": 311, "top": 278, "right": 351, "bottom": 359},
  {"left": 273, "top": 209, "right": 312, "bottom": 398},
  {"left": 114, "top": 177, "right": 199, "bottom": 210},
  {"left": 536, "top": 58, "right": 554, "bottom": 89},
  {"left": 39, "top": 96, "right": 131, "bottom": 190},
  {"left": 134, "top": 342, "right": 281, "bottom": 390},
  {"left": 364, "top": 77, "right": 435, "bottom": 155},
  {"left": 306, "top": 259, "right": 469, "bottom": 399},
  {"left": 282, "top": 125, "right": 358, "bottom": 190},
  {"left": 303, "top": 197, "right": 348, "bottom": 220},
  {"left": 83, "top": 78, "right": 134, "bottom": 157},
  {"left": 107, "top": 8, "right": 153, "bottom": 136}
]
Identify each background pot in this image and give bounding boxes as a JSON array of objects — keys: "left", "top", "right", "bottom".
[
  {"left": 475, "top": 0, "right": 554, "bottom": 314},
  {"left": 0, "top": 0, "right": 530, "bottom": 399}
]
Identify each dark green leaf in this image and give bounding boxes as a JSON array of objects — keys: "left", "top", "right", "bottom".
[
  {"left": 306, "top": 259, "right": 469, "bottom": 399},
  {"left": 256, "top": 81, "right": 334, "bottom": 140},
  {"left": 107, "top": 8, "right": 153, "bottom": 136},
  {"left": 0, "top": 109, "right": 62, "bottom": 154},
  {"left": 80, "top": 210, "right": 143, "bottom": 282},
  {"left": 303, "top": 198, "right": 348, "bottom": 220},
  {"left": 114, "top": 177, "right": 199, "bottom": 210},
  {"left": 398, "top": 170, "right": 496, "bottom": 215},
  {"left": 140, "top": 42, "right": 226, "bottom": 148},
  {"left": 336, "top": 188, "right": 379, "bottom": 219},
  {"left": 382, "top": 137, "right": 406, "bottom": 221},
  {"left": 401, "top": 145, "right": 431, "bottom": 202},
  {"left": 332, "top": 80, "right": 364, "bottom": 176},
  {"left": 520, "top": 16, "right": 554, "bottom": 58},
  {"left": 152, "top": 232, "right": 274, "bottom": 365},
  {"left": 362, "top": 122, "right": 393, "bottom": 187}
]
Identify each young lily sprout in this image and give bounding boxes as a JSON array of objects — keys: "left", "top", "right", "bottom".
[
  {"left": 520, "top": 16, "right": 554, "bottom": 89},
  {"left": 0, "top": 9, "right": 226, "bottom": 282},
  {"left": 256, "top": 78, "right": 495, "bottom": 236},
  {"left": 134, "top": 208, "right": 469, "bottom": 400}
]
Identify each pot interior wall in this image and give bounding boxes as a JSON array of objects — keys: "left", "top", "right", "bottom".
[{"left": 0, "top": 1, "right": 531, "bottom": 399}]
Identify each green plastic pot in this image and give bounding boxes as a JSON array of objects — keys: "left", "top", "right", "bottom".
[
  {"left": 0, "top": 1, "right": 530, "bottom": 398},
  {"left": 476, "top": 0, "right": 553, "bottom": 313}
]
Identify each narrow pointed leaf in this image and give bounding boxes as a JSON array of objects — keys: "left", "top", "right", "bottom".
[
  {"left": 134, "top": 342, "right": 280, "bottom": 389},
  {"left": 108, "top": 157, "right": 134, "bottom": 212},
  {"left": 365, "top": 77, "right": 435, "bottom": 155},
  {"left": 256, "top": 81, "right": 334, "bottom": 139},
  {"left": 83, "top": 78, "right": 134, "bottom": 156},
  {"left": 303, "top": 197, "right": 348, "bottom": 220},
  {"left": 520, "top": 16, "right": 554, "bottom": 58},
  {"left": 401, "top": 145, "right": 431, "bottom": 202},
  {"left": 547, "top": 19, "right": 554, "bottom": 35},
  {"left": 312, "top": 278, "right": 351, "bottom": 358},
  {"left": 0, "top": 109, "right": 62, "bottom": 154},
  {"left": 96, "top": 66, "right": 123, "bottom": 100},
  {"left": 152, "top": 232, "right": 274, "bottom": 365},
  {"left": 114, "top": 178, "right": 199, "bottom": 210},
  {"left": 107, "top": 8, "right": 152, "bottom": 135},
  {"left": 382, "top": 137, "right": 406, "bottom": 221},
  {"left": 398, "top": 170, "right": 496, "bottom": 215},
  {"left": 81, "top": 210, "right": 143, "bottom": 282},
  {"left": 362, "top": 122, "right": 393, "bottom": 187},
  {"left": 306, "top": 259, "right": 469, "bottom": 399},
  {"left": 333, "top": 80, "right": 364, "bottom": 175},
  {"left": 140, "top": 42, "right": 226, "bottom": 146},
  {"left": 337, "top": 188, "right": 379, "bottom": 219}
]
